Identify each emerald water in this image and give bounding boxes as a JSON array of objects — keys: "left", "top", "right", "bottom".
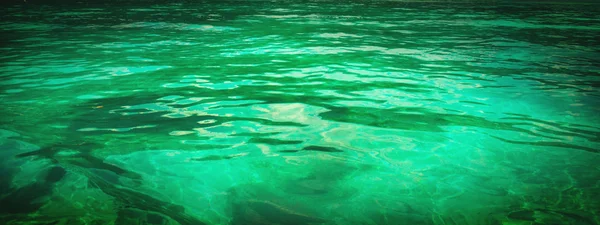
[{"left": 1, "top": 1, "right": 599, "bottom": 224}]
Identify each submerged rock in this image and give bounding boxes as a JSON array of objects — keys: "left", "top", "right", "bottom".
[
  {"left": 227, "top": 184, "right": 327, "bottom": 225},
  {"left": 115, "top": 208, "right": 174, "bottom": 225},
  {"left": 45, "top": 166, "right": 66, "bottom": 184},
  {"left": 84, "top": 169, "right": 207, "bottom": 225},
  {"left": 507, "top": 209, "right": 598, "bottom": 225},
  {"left": 0, "top": 164, "right": 66, "bottom": 216},
  {"left": 232, "top": 199, "right": 327, "bottom": 225}
]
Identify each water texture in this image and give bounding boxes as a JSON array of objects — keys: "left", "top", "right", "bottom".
[{"left": 1, "top": 1, "right": 599, "bottom": 225}]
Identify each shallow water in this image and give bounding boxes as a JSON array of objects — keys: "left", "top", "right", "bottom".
[{"left": 1, "top": 1, "right": 599, "bottom": 225}]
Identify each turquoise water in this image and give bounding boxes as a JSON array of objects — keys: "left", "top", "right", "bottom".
[{"left": 1, "top": 1, "right": 599, "bottom": 225}]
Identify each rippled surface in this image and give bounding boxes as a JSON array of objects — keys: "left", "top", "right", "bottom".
[{"left": 1, "top": 1, "right": 600, "bottom": 225}]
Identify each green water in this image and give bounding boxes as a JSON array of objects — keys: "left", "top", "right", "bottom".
[{"left": 1, "top": 1, "right": 599, "bottom": 225}]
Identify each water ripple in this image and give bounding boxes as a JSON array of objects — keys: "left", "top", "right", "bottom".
[{"left": 1, "top": 2, "right": 599, "bottom": 225}]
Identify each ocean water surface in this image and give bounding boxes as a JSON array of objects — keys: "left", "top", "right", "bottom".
[{"left": 1, "top": 1, "right": 599, "bottom": 225}]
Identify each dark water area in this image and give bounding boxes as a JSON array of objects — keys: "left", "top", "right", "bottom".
[{"left": 1, "top": 1, "right": 599, "bottom": 225}]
